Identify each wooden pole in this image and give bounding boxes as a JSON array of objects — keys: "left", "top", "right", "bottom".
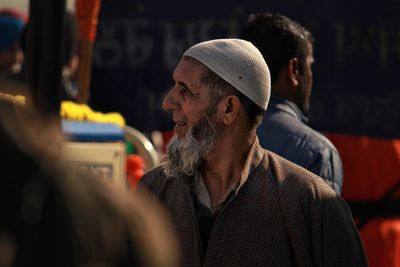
[
  {"left": 75, "top": 0, "right": 101, "bottom": 104},
  {"left": 77, "top": 39, "right": 93, "bottom": 103}
]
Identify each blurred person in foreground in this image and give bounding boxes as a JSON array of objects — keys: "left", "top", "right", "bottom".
[
  {"left": 138, "top": 38, "right": 367, "bottom": 266},
  {"left": 241, "top": 13, "right": 343, "bottom": 195},
  {"left": 0, "top": 95, "right": 178, "bottom": 267}
]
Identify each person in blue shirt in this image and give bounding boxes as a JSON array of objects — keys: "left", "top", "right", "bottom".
[
  {"left": 0, "top": 9, "right": 25, "bottom": 73},
  {"left": 0, "top": 8, "right": 27, "bottom": 97},
  {"left": 241, "top": 12, "right": 343, "bottom": 195}
]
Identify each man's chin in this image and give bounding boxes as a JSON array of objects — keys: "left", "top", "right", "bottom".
[
  {"left": 173, "top": 124, "right": 189, "bottom": 139},
  {"left": 168, "top": 134, "right": 182, "bottom": 146}
]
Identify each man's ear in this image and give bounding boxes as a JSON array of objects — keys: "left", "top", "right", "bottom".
[
  {"left": 220, "top": 95, "right": 241, "bottom": 125},
  {"left": 287, "top": 58, "right": 300, "bottom": 87}
]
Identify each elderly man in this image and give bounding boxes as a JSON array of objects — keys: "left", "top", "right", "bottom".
[{"left": 139, "top": 39, "right": 367, "bottom": 266}]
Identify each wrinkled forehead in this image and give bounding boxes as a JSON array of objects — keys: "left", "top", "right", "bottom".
[
  {"left": 173, "top": 56, "right": 207, "bottom": 75},
  {"left": 180, "top": 56, "right": 208, "bottom": 76},
  {"left": 172, "top": 57, "right": 211, "bottom": 96},
  {"left": 173, "top": 57, "right": 207, "bottom": 82}
]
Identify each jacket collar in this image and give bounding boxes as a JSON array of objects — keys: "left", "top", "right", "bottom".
[
  {"left": 268, "top": 94, "right": 309, "bottom": 124},
  {"left": 236, "top": 137, "right": 264, "bottom": 191}
]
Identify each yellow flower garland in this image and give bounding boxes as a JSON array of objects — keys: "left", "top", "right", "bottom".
[{"left": 0, "top": 93, "right": 125, "bottom": 127}]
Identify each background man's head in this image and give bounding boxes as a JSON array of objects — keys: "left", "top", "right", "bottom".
[
  {"left": 162, "top": 38, "right": 270, "bottom": 177},
  {"left": 241, "top": 12, "right": 314, "bottom": 112},
  {"left": 0, "top": 8, "right": 26, "bottom": 74}
]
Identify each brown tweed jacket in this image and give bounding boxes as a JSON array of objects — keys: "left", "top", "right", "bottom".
[{"left": 139, "top": 139, "right": 368, "bottom": 267}]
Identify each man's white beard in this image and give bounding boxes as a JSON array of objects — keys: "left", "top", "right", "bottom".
[{"left": 162, "top": 115, "right": 216, "bottom": 178}]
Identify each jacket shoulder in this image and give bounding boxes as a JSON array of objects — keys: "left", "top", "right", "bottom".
[
  {"left": 264, "top": 152, "right": 367, "bottom": 265},
  {"left": 265, "top": 150, "right": 336, "bottom": 201},
  {"left": 138, "top": 164, "right": 167, "bottom": 193}
]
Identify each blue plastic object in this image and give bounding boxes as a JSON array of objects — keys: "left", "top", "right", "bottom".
[{"left": 62, "top": 120, "right": 124, "bottom": 142}]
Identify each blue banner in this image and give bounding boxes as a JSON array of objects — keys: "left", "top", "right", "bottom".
[{"left": 90, "top": 0, "right": 400, "bottom": 138}]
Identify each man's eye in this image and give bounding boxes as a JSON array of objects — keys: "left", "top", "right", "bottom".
[{"left": 179, "top": 87, "right": 191, "bottom": 96}]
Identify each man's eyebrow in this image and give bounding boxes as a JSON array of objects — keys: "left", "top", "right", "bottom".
[
  {"left": 177, "top": 81, "right": 188, "bottom": 88},
  {"left": 178, "top": 81, "right": 197, "bottom": 93}
]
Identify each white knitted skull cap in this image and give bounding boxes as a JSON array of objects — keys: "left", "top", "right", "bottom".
[{"left": 184, "top": 38, "right": 271, "bottom": 110}]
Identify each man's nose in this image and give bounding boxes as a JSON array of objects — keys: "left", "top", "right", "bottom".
[{"left": 162, "top": 88, "right": 180, "bottom": 111}]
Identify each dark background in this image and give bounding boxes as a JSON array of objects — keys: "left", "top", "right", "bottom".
[{"left": 90, "top": 0, "right": 400, "bottom": 138}]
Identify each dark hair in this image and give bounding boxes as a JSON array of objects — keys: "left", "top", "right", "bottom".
[
  {"left": 0, "top": 98, "right": 178, "bottom": 267},
  {"left": 240, "top": 13, "right": 313, "bottom": 83},
  {"left": 200, "top": 65, "right": 264, "bottom": 128}
]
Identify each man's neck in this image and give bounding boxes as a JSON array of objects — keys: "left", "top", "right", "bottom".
[{"left": 200, "top": 132, "right": 255, "bottom": 205}]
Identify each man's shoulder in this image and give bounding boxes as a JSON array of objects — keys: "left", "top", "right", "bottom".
[
  {"left": 262, "top": 108, "right": 309, "bottom": 141},
  {"left": 263, "top": 111, "right": 338, "bottom": 153},
  {"left": 264, "top": 151, "right": 336, "bottom": 198},
  {"left": 262, "top": 151, "right": 339, "bottom": 221},
  {"left": 139, "top": 164, "right": 167, "bottom": 190}
]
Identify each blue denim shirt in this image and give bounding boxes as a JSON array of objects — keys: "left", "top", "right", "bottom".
[{"left": 257, "top": 95, "right": 343, "bottom": 195}]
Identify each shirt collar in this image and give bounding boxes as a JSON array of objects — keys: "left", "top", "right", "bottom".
[
  {"left": 193, "top": 137, "right": 264, "bottom": 213},
  {"left": 268, "top": 94, "right": 309, "bottom": 124}
]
